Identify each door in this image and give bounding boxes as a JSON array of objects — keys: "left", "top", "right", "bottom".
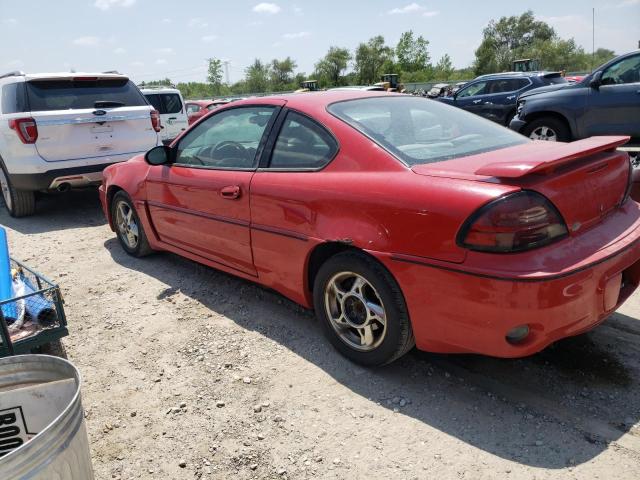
[
  {"left": 145, "top": 92, "right": 189, "bottom": 141},
  {"left": 145, "top": 104, "right": 282, "bottom": 275},
  {"left": 585, "top": 53, "right": 640, "bottom": 138},
  {"left": 454, "top": 80, "right": 491, "bottom": 118},
  {"left": 481, "top": 78, "right": 531, "bottom": 125}
]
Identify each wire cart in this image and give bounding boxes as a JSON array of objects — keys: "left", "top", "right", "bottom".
[{"left": 0, "top": 258, "right": 68, "bottom": 357}]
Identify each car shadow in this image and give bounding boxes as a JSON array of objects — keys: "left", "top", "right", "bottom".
[
  {"left": 104, "top": 237, "right": 640, "bottom": 469},
  {"left": 0, "top": 189, "right": 106, "bottom": 234}
]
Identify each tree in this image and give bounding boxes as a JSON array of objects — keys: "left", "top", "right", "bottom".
[
  {"left": 245, "top": 59, "right": 270, "bottom": 93},
  {"left": 434, "top": 54, "right": 454, "bottom": 80},
  {"left": 315, "top": 47, "right": 352, "bottom": 87},
  {"left": 354, "top": 36, "right": 394, "bottom": 84},
  {"left": 207, "top": 58, "right": 224, "bottom": 95},
  {"left": 270, "top": 57, "right": 297, "bottom": 89},
  {"left": 474, "top": 10, "right": 555, "bottom": 75},
  {"left": 396, "top": 31, "right": 430, "bottom": 73}
]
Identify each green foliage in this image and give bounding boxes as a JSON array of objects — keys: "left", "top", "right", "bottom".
[
  {"left": 245, "top": 58, "right": 270, "bottom": 93},
  {"left": 396, "top": 31, "right": 430, "bottom": 72},
  {"left": 315, "top": 47, "right": 352, "bottom": 87},
  {"left": 354, "top": 36, "right": 394, "bottom": 84},
  {"left": 270, "top": 57, "right": 297, "bottom": 90},
  {"left": 434, "top": 54, "right": 454, "bottom": 80},
  {"left": 207, "top": 58, "right": 224, "bottom": 95}
]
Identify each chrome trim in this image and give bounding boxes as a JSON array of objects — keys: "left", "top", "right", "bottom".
[{"left": 36, "top": 114, "right": 150, "bottom": 126}]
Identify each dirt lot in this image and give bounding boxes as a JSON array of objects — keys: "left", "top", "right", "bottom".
[{"left": 3, "top": 189, "right": 640, "bottom": 479}]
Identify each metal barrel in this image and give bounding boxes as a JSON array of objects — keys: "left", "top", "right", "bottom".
[{"left": 0, "top": 354, "right": 94, "bottom": 479}]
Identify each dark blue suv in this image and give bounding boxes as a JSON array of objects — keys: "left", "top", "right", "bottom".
[
  {"left": 509, "top": 50, "right": 640, "bottom": 144},
  {"left": 436, "top": 72, "right": 567, "bottom": 126}
]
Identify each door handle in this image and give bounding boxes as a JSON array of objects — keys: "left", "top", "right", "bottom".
[
  {"left": 473, "top": 99, "right": 482, "bottom": 104},
  {"left": 220, "top": 185, "right": 241, "bottom": 199},
  {"left": 168, "top": 117, "right": 177, "bottom": 120}
]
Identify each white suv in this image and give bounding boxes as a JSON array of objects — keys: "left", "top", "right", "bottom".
[
  {"left": 0, "top": 71, "right": 161, "bottom": 217},
  {"left": 140, "top": 86, "right": 188, "bottom": 144}
]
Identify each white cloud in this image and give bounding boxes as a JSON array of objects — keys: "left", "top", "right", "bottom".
[
  {"left": 154, "top": 47, "right": 174, "bottom": 55},
  {"left": 201, "top": 35, "right": 218, "bottom": 43},
  {"left": 293, "top": 5, "right": 303, "bottom": 15},
  {"left": 248, "top": 20, "right": 263, "bottom": 26},
  {"left": 73, "top": 36, "right": 101, "bottom": 46},
  {"left": 253, "top": 3, "right": 281, "bottom": 14},
  {"left": 113, "top": 47, "right": 126, "bottom": 54},
  {"left": 161, "top": 18, "right": 171, "bottom": 23},
  {"left": 618, "top": 0, "right": 639, "bottom": 6},
  {"left": 155, "top": 59, "right": 167, "bottom": 65},
  {"left": 2, "top": 18, "right": 18, "bottom": 25},
  {"left": 94, "top": 0, "right": 136, "bottom": 11},
  {"left": 188, "top": 17, "right": 208, "bottom": 28},
  {"left": 282, "top": 31, "right": 310, "bottom": 40},
  {"left": 423, "top": 10, "right": 439, "bottom": 17},
  {"left": 388, "top": 3, "right": 423, "bottom": 14}
]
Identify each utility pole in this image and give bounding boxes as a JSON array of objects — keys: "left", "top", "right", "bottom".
[{"left": 223, "top": 61, "right": 230, "bottom": 85}]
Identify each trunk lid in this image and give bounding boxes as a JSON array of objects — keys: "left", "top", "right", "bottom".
[
  {"left": 413, "top": 137, "right": 631, "bottom": 235},
  {"left": 26, "top": 76, "right": 158, "bottom": 162}
]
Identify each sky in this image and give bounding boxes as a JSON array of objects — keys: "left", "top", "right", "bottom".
[{"left": 0, "top": 0, "right": 638, "bottom": 84}]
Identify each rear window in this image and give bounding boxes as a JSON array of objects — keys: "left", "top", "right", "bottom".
[
  {"left": 144, "top": 93, "right": 183, "bottom": 114},
  {"left": 26, "top": 78, "right": 147, "bottom": 111},
  {"left": 1, "top": 82, "right": 27, "bottom": 114},
  {"left": 328, "top": 96, "right": 527, "bottom": 166}
]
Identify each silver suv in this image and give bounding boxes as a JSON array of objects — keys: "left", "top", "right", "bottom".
[{"left": 0, "top": 71, "right": 160, "bottom": 217}]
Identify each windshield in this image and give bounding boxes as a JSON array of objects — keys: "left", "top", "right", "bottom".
[
  {"left": 26, "top": 78, "right": 147, "bottom": 111},
  {"left": 328, "top": 96, "right": 528, "bottom": 166}
]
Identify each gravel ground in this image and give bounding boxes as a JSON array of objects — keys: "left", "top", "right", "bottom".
[{"left": 3, "top": 189, "right": 640, "bottom": 480}]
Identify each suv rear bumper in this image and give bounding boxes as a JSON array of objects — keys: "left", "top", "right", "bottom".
[{"left": 11, "top": 163, "right": 116, "bottom": 191}]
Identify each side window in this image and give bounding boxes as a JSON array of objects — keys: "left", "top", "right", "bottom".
[
  {"left": 186, "top": 103, "right": 200, "bottom": 114},
  {"left": 175, "top": 106, "right": 276, "bottom": 169},
  {"left": 269, "top": 111, "right": 338, "bottom": 169},
  {"left": 602, "top": 54, "right": 640, "bottom": 86},
  {"left": 1, "top": 83, "right": 27, "bottom": 114},
  {"left": 161, "top": 93, "right": 182, "bottom": 114},
  {"left": 457, "top": 81, "right": 488, "bottom": 98},
  {"left": 145, "top": 94, "right": 162, "bottom": 112}
]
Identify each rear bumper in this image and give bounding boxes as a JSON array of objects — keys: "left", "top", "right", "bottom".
[
  {"left": 12, "top": 163, "right": 116, "bottom": 191},
  {"left": 376, "top": 202, "right": 640, "bottom": 357}
]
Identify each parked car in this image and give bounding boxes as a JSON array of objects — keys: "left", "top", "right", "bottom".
[
  {"left": 329, "top": 86, "right": 386, "bottom": 92},
  {"left": 140, "top": 86, "right": 188, "bottom": 143},
  {"left": 509, "top": 50, "right": 640, "bottom": 145},
  {"left": 426, "top": 83, "right": 450, "bottom": 98},
  {"left": 185, "top": 99, "right": 230, "bottom": 125},
  {"left": 437, "top": 72, "right": 568, "bottom": 126},
  {"left": 100, "top": 91, "right": 640, "bottom": 366},
  {"left": 0, "top": 71, "right": 160, "bottom": 217},
  {"left": 451, "top": 81, "right": 467, "bottom": 95}
]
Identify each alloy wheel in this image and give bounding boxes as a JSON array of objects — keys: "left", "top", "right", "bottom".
[
  {"left": 115, "top": 200, "right": 139, "bottom": 249},
  {"left": 529, "top": 125, "right": 558, "bottom": 141},
  {"left": 324, "top": 271, "right": 387, "bottom": 352}
]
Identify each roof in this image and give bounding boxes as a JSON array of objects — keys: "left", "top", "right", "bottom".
[
  {"left": 186, "top": 99, "right": 228, "bottom": 106},
  {"left": 230, "top": 90, "right": 403, "bottom": 111},
  {"left": 474, "top": 71, "right": 558, "bottom": 80},
  {"left": 4, "top": 72, "right": 129, "bottom": 81},
  {"left": 139, "top": 86, "right": 180, "bottom": 94}
]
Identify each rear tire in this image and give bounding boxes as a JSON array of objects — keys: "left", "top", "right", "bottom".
[
  {"left": 522, "top": 117, "right": 571, "bottom": 142},
  {"left": 0, "top": 162, "right": 35, "bottom": 217},
  {"left": 313, "top": 251, "right": 414, "bottom": 366},
  {"left": 111, "top": 191, "right": 154, "bottom": 257}
]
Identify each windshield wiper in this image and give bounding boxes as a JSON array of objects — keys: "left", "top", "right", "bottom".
[{"left": 94, "top": 100, "right": 126, "bottom": 108}]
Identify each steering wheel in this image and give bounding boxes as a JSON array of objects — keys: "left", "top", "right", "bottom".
[{"left": 213, "top": 141, "right": 247, "bottom": 159}]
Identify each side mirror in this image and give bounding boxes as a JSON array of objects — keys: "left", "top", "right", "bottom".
[
  {"left": 589, "top": 71, "right": 603, "bottom": 89},
  {"left": 145, "top": 145, "right": 172, "bottom": 166}
]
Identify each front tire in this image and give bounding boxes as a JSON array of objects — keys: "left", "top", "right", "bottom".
[
  {"left": 0, "top": 163, "right": 35, "bottom": 217},
  {"left": 111, "top": 191, "right": 153, "bottom": 257},
  {"left": 522, "top": 117, "right": 571, "bottom": 142},
  {"left": 313, "top": 251, "right": 414, "bottom": 366}
]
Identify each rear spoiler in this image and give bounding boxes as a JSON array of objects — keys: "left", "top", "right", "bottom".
[{"left": 475, "top": 136, "right": 630, "bottom": 178}]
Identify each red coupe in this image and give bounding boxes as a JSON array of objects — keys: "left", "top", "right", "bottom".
[
  {"left": 185, "top": 99, "right": 230, "bottom": 125},
  {"left": 100, "top": 91, "right": 640, "bottom": 366}
]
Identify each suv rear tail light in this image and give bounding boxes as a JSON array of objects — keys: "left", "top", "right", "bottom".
[
  {"left": 458, "top": 191, "right": 568, "bottom": 253},
  {"left": 8, "top": 117, "right": 38, "bottom": 144},
  {"left": 150, "top": 109, "right": 162, "bottom": 132}
]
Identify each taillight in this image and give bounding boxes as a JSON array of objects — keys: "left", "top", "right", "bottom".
[
  {"left": 8, "top": 117, "right": 38, "bottom": 144},
  {"left": 458, "top": 191, "right": 568, "bottom": 253},
  {"left": 150, "top": 109, "right": 162, "bottom": 132}
]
